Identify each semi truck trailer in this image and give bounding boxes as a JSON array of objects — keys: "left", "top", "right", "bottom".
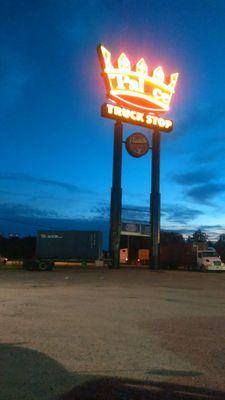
[
  {"left": 161, "top": 242, "right": 225, "bottom": 271},
  {"left": 23, "top": 230, "right": 102, "bottom": 271},
  {"left": 119, "top": 242, "right": 225, "bottom": 271},
  {"left": 160, "top": 243, "right": 225, "bottom": 271}
]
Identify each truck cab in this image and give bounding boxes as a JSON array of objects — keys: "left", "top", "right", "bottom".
[{"left": 197, "top": 249, "right": 225, "bottom": 272}]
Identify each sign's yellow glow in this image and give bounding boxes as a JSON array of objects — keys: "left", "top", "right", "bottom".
[
  {"left": 98, "top": 45, "right": 178, "bottom": 114},
  {"left": 101, "top": 103, "right": 173, "bottom": 132}
]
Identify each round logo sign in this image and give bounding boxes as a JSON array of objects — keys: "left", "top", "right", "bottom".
[{"left": 125, "top": 133, "right": 149, "bottom": 158}]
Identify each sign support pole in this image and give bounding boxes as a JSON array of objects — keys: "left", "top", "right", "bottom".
[
  {"left": 109, "top": 121, "right": 123, "bottom": 268},
  {"left": 150, "top": 129, "right": 161, "bottom": 269}
]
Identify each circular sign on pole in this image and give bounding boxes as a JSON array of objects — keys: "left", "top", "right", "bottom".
[{"left": 125, "top": 133, "right": 149, "bottom": 158}]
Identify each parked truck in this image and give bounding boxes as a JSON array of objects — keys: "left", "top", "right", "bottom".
[
  {"left": 193, "top": 247, "right": 225, "bottom": 272},
  {"left": 23, "top": 230, "right": 102, "bottom": 271},
  {"left": 160, "top": 242, "right": 225, "bottom": 271},
  {"left": 129, "top": 241, "right": 225, "bottom": 271}
]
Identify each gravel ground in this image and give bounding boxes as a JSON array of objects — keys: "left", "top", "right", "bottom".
[{"left": 0, "top": 268, "right": 224, "bottom": 399}]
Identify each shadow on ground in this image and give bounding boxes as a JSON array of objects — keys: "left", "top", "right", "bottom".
[
  {"left": 58, "top": 378, "right": 225, "bottom": 400},
  {"left": 0, "top": 343, "right": 83, "bottom": 400},
  {"left": 0, "top": 343, "right": 224, "bottom": 400}
]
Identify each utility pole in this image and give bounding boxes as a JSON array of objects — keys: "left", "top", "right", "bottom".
[
  {"left": 150, "top": 129, "right": 161, "bottom": 269},
  {"left": 109, "top": 121, "right": 123, "bottom": 268}
]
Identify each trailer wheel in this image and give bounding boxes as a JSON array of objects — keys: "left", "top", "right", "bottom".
[{"left": 38, "top": 261, "right": 53, "bottom": 271}]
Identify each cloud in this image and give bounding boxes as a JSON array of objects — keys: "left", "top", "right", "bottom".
[
  {"left": 91, "top": 205, "right": 109, "bottom": 219},
  {"left": 162, "top": 205, "right": 204, "bottom": 224},
  {"left": 160, "top": 223, "right": 225, "bottom": 242},
  {"left": 0, "top": 202, "right": 109, "bottom": 247},
  {"left": 197, "top": 224, "right": 223, "bottom": 230},
  {"left": 91, "top": 204, "right": 150, "bottom": 223},
  {"left": 1, "top": 68, "right": 29, "bottom": 109},
  {"left": 174, "top": 103, "right": 225, "bottom": 170},
  {"left": 93, "top": 203, "right": 204, "bottom": 226},
  {"left": 0, "top": 203, "right": 57, "bottom": 219},
  {"left": 173, "top": 169, "right": 216, "bottom": 186},
  {"left": 187, "top": 183, "right": 225, "bottom": 203},
  {"left": 177, "top": 103, "right": 225, "bottom": 136},
  {"left": 0, "top": 173, "right": 92, "bottom": 194},
  {"left": 0, "top": 46, "right": 32, "bottom": 116},
  {"left": 177, "top": 225, "right": 225, "bottom": 241},
  {"left": 122, "top": 205, "right": 149, "bottom": 222},
  {"left": 191, "top": 142, "right": 225, "bottom": 166},
  {"left": 0, "top": 202, "right": 223, "bottom": 246},
  {"left": 173, "top": 169, "right": 225, "bottom": 204}
]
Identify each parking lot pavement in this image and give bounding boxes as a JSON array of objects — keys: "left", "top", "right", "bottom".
[{"left": 0, "top": 269, "right": 225, "bottom": 400}]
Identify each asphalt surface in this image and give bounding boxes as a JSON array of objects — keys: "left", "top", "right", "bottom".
[{"left": 0, "top": 268, "right": 225, "bottom": 400}]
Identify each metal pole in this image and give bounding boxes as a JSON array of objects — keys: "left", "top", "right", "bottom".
[
  {"left": 127, "top": 235, "right": 130, "bottom": 264},
  {"left": 150, "top": 129, "right": 161, "bottom": 269},
  {"left": 109, "top": 121, "right": 123, "bottom": 268}
]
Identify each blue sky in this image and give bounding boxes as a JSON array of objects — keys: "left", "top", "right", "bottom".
[{"left": 1, "top": 0, "right": 225, "bottom": 243}]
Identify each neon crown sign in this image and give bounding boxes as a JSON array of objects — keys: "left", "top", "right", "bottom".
[{"left": 98, "top": 45, "right": 178, "bottom": 114}]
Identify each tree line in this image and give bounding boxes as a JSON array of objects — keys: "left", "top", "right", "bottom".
[
  {"left": 1, "top": 230, "right": 225, "bottom": 260},
  {"left": 0, "top": 235, "right": 36, "bottom": 259}
]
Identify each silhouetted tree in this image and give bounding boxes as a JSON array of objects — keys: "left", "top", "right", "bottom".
[
  {"left": 188, "top": 230, "right": 208, "bottom": 243},
  {"left": 218, "top": 234, "right": 225, "bottom": 242},
  {"left": 0, "top": 235, "right": 36, "bottom": 259}
]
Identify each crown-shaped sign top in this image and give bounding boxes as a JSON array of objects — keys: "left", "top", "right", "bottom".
[{"left": 98, "top": 45, "right": 179, "bottom": 113}]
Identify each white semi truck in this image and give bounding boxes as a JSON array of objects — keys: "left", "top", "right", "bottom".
[{"left": 195, "top": 248, "right": 225, "bottom": 272}]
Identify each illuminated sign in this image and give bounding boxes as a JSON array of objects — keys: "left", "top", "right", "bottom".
[
  {"left": 97, "top": 45, "right": 178, "bottom": 114},
  {"left": 121, "top": 222, "right": 150, "bottom": 237},
  {"left": 101, "top": 103, "right": 173, "bottom": 132},
  {"left": 126, "top": 133, "right": 149, "bottom": 158}
]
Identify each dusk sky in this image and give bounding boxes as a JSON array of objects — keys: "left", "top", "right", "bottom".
[{"left": 1, "top": 0, "right": 225, "bottom": 243}]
